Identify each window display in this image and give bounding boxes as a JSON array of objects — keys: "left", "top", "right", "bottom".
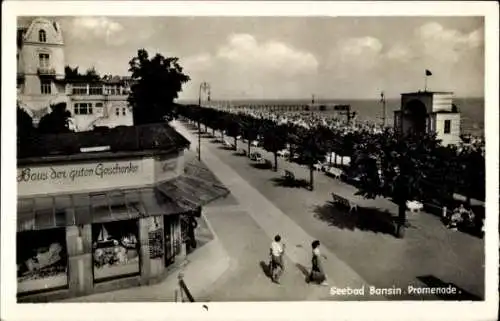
[
  {"left": 92, "top": 220, "right": 140, "bottom": 282},
  {"left": 17, "top": 228, "right": 68, "bottom": 294}
]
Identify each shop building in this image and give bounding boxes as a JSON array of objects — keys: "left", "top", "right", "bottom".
[{"left": 16, "top": 123, "right": 229, "bottom": 302}]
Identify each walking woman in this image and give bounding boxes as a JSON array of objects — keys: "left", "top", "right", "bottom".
[{"left": 307, "top": 240, "right": 328, "bottom": 286}]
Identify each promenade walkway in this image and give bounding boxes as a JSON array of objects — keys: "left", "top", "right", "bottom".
[
  {"left": 173, "top": 120, "right": 378, "bottom": 300},
  {"left": 176, "top": 120, "right": 484, "bottom": 301}
]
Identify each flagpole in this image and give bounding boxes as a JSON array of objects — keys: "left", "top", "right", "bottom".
[
  {"left": 382, "top": 94, "right": 386, "bottom": 127},
  {"left": 380, "top": 91, "right": 386, "bottom": 128},
  {"left": 424, "top": 76, "right": 427, "bottom": 92}
]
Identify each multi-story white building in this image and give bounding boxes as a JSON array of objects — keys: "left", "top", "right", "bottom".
[
  {"left": 64, "top": 78, "right": 134, "bottom": 131},
  {"left": 17, "top": 18, "right": 134, "bottom": 131},
  {"left": 17, "top": 18, "right": 66, "bottom": 118}
]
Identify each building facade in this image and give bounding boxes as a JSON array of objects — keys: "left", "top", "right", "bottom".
[
  {"left": 17, "top": 18, "right": 134, "bottom": 130},
  {"left": 16, "top": 124, "right": 229, "bottom": 302},
  {"left": 65, "top": 78, "right": 134, "bottom": 131},
  {"left": 17, "top": 18, "right": 66, "bottom": 117},
  {"left": 393, "top": 91, "right": 462, "bottom": 146}
]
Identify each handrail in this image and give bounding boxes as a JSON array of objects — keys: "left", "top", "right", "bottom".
[{"left": 177, "top": 272, "right": 195, "bottom": 302}]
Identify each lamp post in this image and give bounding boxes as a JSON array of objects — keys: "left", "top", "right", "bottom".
[{"left": 198, "top": 81, "right": 210, "bottom": 161}]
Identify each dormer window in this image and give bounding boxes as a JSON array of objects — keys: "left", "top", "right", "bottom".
[{"left": 39, "top": 30, "right": 47, "bottom": 42}]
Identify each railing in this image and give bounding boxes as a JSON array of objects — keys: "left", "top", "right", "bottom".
[
  {"left": 37, "top": 67, "right": 56, "bottom": 76},
  {"left": 69, "top": 86, "right": 130, "bottom": 96},
  {"left": 175, "top": 272, "right": 195, "bottom": 302}
]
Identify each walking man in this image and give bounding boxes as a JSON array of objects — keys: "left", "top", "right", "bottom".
[{"left": 269, "top": 235, "right": 285, "bottom": 283}]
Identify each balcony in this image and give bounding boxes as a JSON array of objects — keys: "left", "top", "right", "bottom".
[{"left": 37, "top": 67, "right": 56, "bottom": 77}]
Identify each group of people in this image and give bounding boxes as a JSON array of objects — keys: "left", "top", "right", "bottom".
[
  {"left": 444, "top": 204, "right": 477, "bottom": 231},
  {"left": 269, "top": 235, "right": 328, "bottom": 286},
  {"left": 231, "top": 107, "right": 387, "bottom": 137}
]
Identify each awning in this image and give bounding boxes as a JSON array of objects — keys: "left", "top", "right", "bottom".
[
  {"left": 18, "top": 174, "right": 230, "bottom": 233},
  {"left": 18, "top": 187, "right": 185, "bottom": 233},
  {"left": 156, "top": 174, "right": 230, "bottom": 212}
]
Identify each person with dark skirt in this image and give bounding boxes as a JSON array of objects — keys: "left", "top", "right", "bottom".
[{"left": 307, "top": 240, "right": 328, "bottom": 286}]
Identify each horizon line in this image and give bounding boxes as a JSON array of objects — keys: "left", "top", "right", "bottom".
[{"left": 177, "top": 96, "right": 485, "bottom": 101}]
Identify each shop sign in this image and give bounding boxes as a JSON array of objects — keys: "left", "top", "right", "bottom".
[{"left": 17, "top": 161, "right": 140, "bottom": 184}]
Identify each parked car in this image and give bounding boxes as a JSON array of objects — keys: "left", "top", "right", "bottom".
[
  {"left": 250, "top": 152, "right": 263, "bottom": 162},
  {"left": 277, "top": 149, "right": 290, "bottom": 158},
  {"left": 251, "top": 140, "right": 259, "bottom": 147},
  {"left": 223, "top": 140, "right": 232, "bottom": 148}
]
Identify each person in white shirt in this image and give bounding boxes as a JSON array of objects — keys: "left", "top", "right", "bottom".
[{"left": 270, "top": 235, "right": 285, "bottom": 281}]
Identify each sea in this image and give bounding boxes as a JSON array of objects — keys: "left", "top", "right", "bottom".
[{"left": 180, "top": 97, "right": 485, "bottom": 137}]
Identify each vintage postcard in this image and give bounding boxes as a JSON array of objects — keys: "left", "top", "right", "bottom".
[{"left": 2, "top": 1, "right": 498, "bottom": 321}]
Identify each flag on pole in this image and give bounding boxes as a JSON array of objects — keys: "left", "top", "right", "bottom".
[
  {"left": 425, "top": 69, "right": 432, "bottom": 76},
  {"left": 380, "top": 91, "right": 385, "bottom": 103}
]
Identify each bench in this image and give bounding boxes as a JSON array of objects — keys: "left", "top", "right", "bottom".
[
  {"left": 326, "top": 167, "right": 343, "bottom": 179},
  {"left": 284, "top": 170, "right": 295, "bottom": 181},
  {"left": 406, "top": 200, "right": 424, "bottom": 213},
  {"left": 331, "top": 193, "right": 358, "bottom": 213}
]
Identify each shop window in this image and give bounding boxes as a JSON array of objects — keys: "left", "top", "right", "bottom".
[
  {"left": 38, "top": 30, "right": 46, "bottom": 42},
  {"left": 444, "top": 119, "right": 451, "bottom": 134},
  {"left": 74, "top": 103, "right": 93, "bottom": 115},
  {"left": 92, "top": 220, "right": 140, "bottom": 282},
  {"left": 40, "top": 80, "right": 51, "bottom": 95},
  {"left": 95, "top": 102, "right": 103, "bottom": 108},
  {"left": 17, "top": 227, "right": 68, "bottom": 295}
]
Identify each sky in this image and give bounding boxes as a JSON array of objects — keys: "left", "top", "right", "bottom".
[{"left": 19, "top": 16, "right": 484, "bottom": 100}]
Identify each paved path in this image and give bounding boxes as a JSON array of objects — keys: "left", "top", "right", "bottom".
[
  {"left": 173, "top": 121, "right": 380, "bottom": 300},
  {"left": 176, "top": 120, "right": 484, "bottom": 301}
]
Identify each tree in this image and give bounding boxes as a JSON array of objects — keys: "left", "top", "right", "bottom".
[
  {"left": 261, "top": 120, "right": 288, "bottom": 172},
  {"left": 352, "top": 130, "right": 441, "bottom": 238},
  {"left": 17, "top": 106, "right": 34, "bottom": 140},
  {"left": 454, "top": 146, "right": 485, "bottom": 204},
  {"left": 38, "top": 102, "right": 73, "bottom": 135},
  {"left": 85, "top": 66, "right": 101, "bottom": 82},
  {"left": 284, "top": 122, "right": 302, "bottom": 162},
  {"left": 295, "top": 126, "right": 328, "bottom": 190},
  {"left": 65, "top": 65, "right": 101, "bottom": 82},
  {"left": 128, "top": 49, "right": 190, "bottom": 125},
  {"left": 240, "top": 114, "right": 260, "bottom": 156},
  {"left": 64, "top": 65, "right": 80, "bottom": 80},
  {"left": 223, "top": 114, "right": 242, "bottom": 150}
]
